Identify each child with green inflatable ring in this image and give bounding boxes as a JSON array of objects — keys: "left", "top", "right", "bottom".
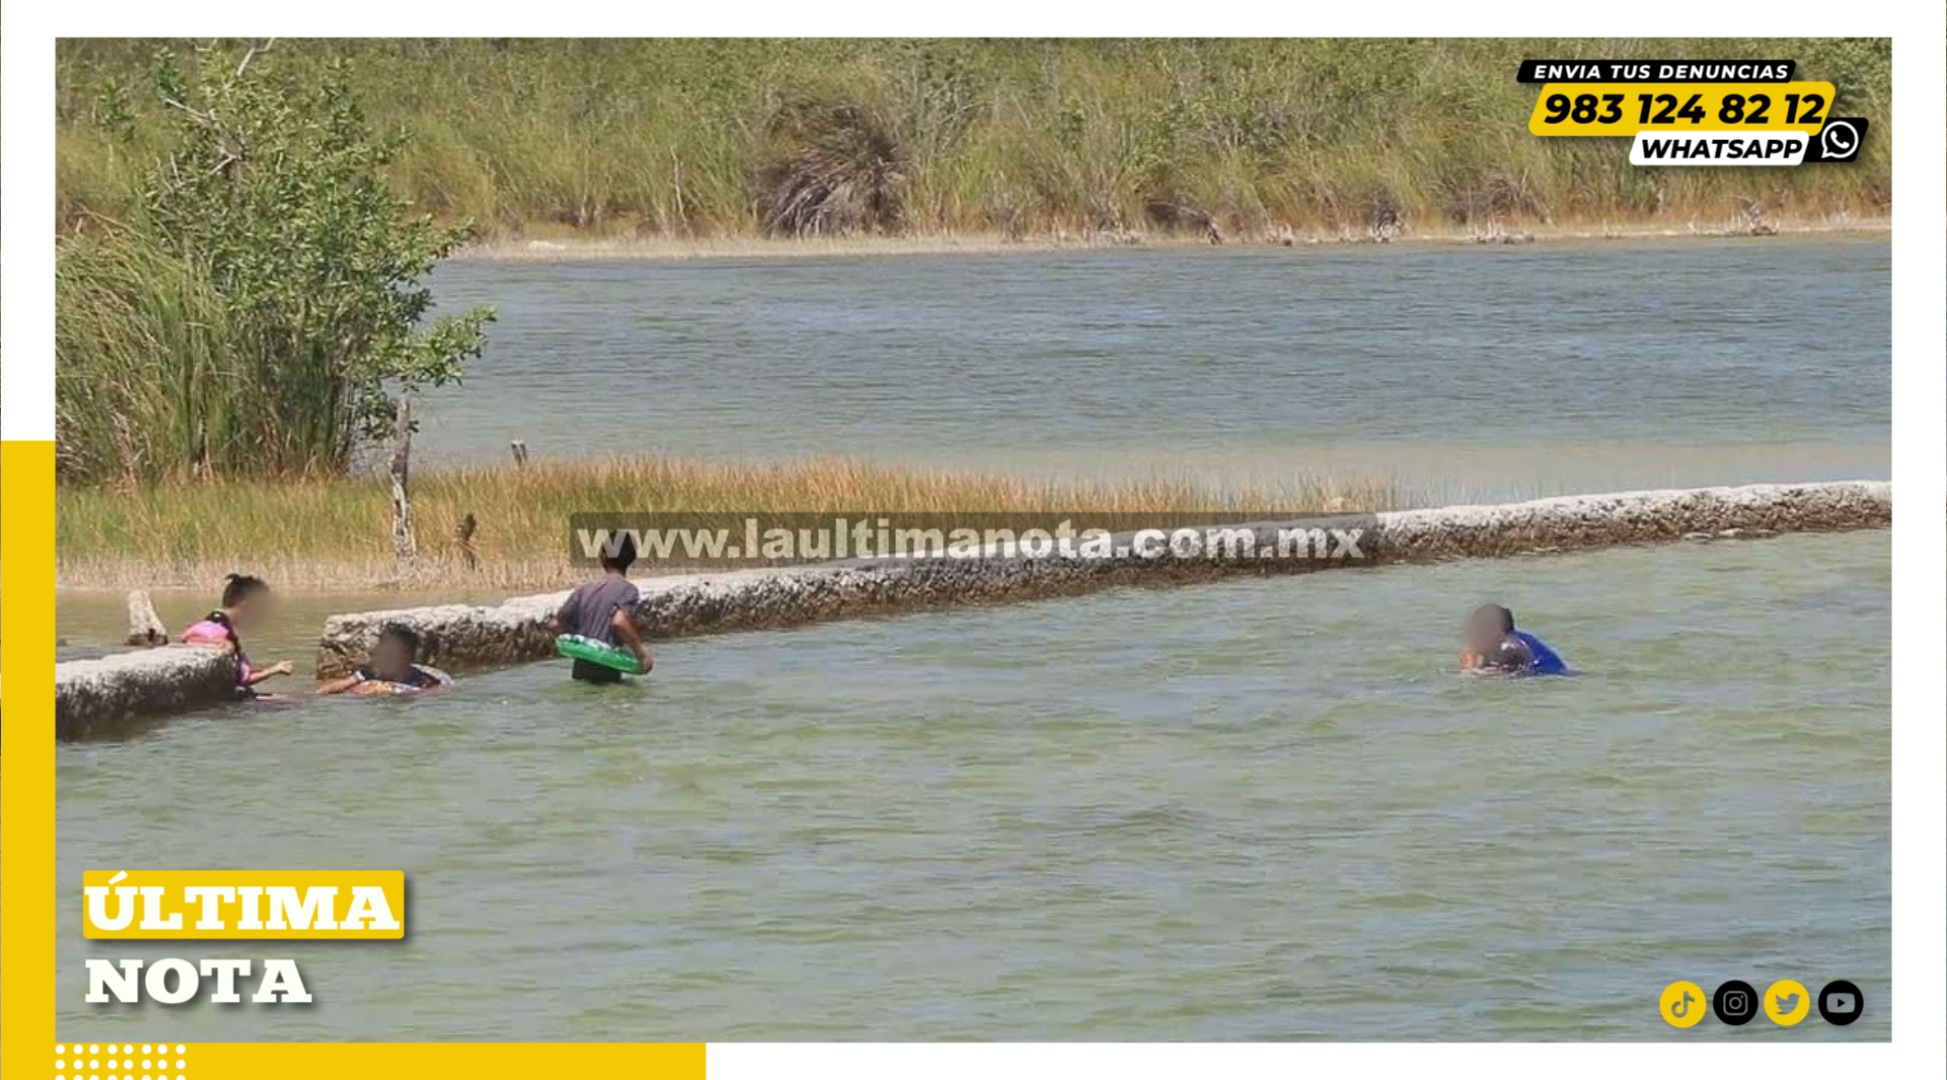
[{"left": 554, "top": 633, "right": 646, "bottom": 676}]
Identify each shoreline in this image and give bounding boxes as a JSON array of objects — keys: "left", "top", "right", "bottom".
[
  {"left": 53, "top": 555, "right": 645, "bottom": 597},
  {"left": 452, "top": 215, "right": 1891, "bottom": 263}
]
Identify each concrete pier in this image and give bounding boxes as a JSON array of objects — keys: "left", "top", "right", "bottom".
[{"left": 313, "top": 480, "right": 1891, "bottom": 680}]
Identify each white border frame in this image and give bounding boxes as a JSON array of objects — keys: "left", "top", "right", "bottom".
[{"left": 7, "top": 7, "right": 1942, "bottom": 1077}]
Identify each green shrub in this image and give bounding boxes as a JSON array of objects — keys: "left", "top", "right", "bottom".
[{"left": 57, "top": 45, "right": 494, "bottom": 483}]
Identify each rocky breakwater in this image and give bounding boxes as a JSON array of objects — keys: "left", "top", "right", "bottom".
[
  {"left": 313, "top": 481, "right": 1890, "bottom": 680},
  {"left": 54, "top": 645, "right": 241, "bottom": 740}
]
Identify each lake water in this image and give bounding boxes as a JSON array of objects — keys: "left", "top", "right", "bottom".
[
  {"left": 55, "top": 239, "right": 1890, "bottom": 1040},
  {"left": 56, "top": 529, "right": 1891, "bottom": 1040},
  {"left": 410, "top": 237, "right": 1888, "bottom": 503}
]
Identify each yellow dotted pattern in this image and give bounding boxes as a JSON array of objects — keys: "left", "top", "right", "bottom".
[{"left": 52, "top": 1044, "right": 188, "bottom": 1080}]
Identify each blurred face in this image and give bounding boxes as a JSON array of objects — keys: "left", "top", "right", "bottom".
[
  {"left": 231, "top": 588, "right": 274, "bottom": 630},
  {"left": 1463, "top": 611, "right": 1503, "bottom": 655},
  {"left": 372, "top": 636, "right": 413, "bottom": 677}
]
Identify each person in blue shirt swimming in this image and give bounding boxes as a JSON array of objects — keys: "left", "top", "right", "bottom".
[{"left": 1461, "top": 604, "right": 1568, "bottom": 676}]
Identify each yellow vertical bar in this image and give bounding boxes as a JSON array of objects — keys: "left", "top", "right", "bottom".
[{"left": 2, "top": 441, "right": 58, "bottom": 1059}]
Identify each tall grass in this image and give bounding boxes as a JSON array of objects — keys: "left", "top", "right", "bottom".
[
  {"left": 56, "top": 223, "right": 459, "bottom": 484},
  {"left": 57, "top": 48, "right": 492, "bottom": 485},
  {"left": 57, "top": 39, "right": 1892, "bottom": 242},
  {"left": 54, "top": 235, "right": 272, "bottom": 481},
  {"left": 55, "top": 456, "right": 1405, "bottom": 591}
]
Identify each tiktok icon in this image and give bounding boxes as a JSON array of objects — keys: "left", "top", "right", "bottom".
[{"left": 1660, "top": 980, "right": 1707, "bottom": 1029}]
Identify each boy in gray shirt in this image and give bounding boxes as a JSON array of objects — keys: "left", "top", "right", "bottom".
[{"left": 553, "top": 534, "right": 654, "bottom": 683}]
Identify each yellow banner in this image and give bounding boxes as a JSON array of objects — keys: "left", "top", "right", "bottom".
[
  {"left": 1528, "top": 81, "right": 1836, "bottom": 135},
  {"left": 82, "top": 871, "right": 406, "bottom": 940}
]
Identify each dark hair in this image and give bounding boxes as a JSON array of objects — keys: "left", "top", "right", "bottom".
[
  {"left": 1471, "top": 603, "right": 1515, "bottom": 633},
  {"left": 378, "top": 624, "right": 423, "bottom": 660},
  {"left": 221, "top": 573, "right": 270, "bottom": 607},
  {"left": 1487, "top": 638, "right": 1532, "bottom": 672},
  {"left": 600, "top": 532, "right": 638, "bottom": 573}
]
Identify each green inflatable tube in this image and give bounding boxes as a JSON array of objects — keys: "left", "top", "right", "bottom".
[{"left": 554, "top": 634, "right": 644, "bottom": 675}]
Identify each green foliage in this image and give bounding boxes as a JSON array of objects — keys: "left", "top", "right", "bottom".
[
  {"left": 57, "top": 44, "right": 494, "bottom": 483},
  {"left": 55, "top": 39, "right": 1892, "bottom": 241}
]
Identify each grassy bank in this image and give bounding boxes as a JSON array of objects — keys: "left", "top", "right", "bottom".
[
  {"left": 455, "top": 215, "right": 1890, "bottom": 263},
  {"left": 58, "top": 39, "right": 1891, "bottom": 243},
  {"left": 56, "top": 456, "right": 1403, "bottom": 592}
]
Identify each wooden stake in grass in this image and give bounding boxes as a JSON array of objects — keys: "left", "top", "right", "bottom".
[
  {"left": 455, "top": 512, "right": 479, "bottom": 572},
  {"left": 390, "top": 402, "right": 418, "bottom": 573}
]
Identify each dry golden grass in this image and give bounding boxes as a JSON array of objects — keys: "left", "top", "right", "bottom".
[{"left": 57, "top": 455, "right": 1406, "bottom": 592}]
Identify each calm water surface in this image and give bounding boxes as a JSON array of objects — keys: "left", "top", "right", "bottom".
[
  {"left": 56, "top": 530, "right": 1890, "bottom": 1040},
  {"left": 410, "top": 238, "right": 1888, "bottom": 501}
]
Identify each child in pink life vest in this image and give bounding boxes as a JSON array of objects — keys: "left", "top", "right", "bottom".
[{"left": 181, "top": 573, "right": 295, "bottom": 698}]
